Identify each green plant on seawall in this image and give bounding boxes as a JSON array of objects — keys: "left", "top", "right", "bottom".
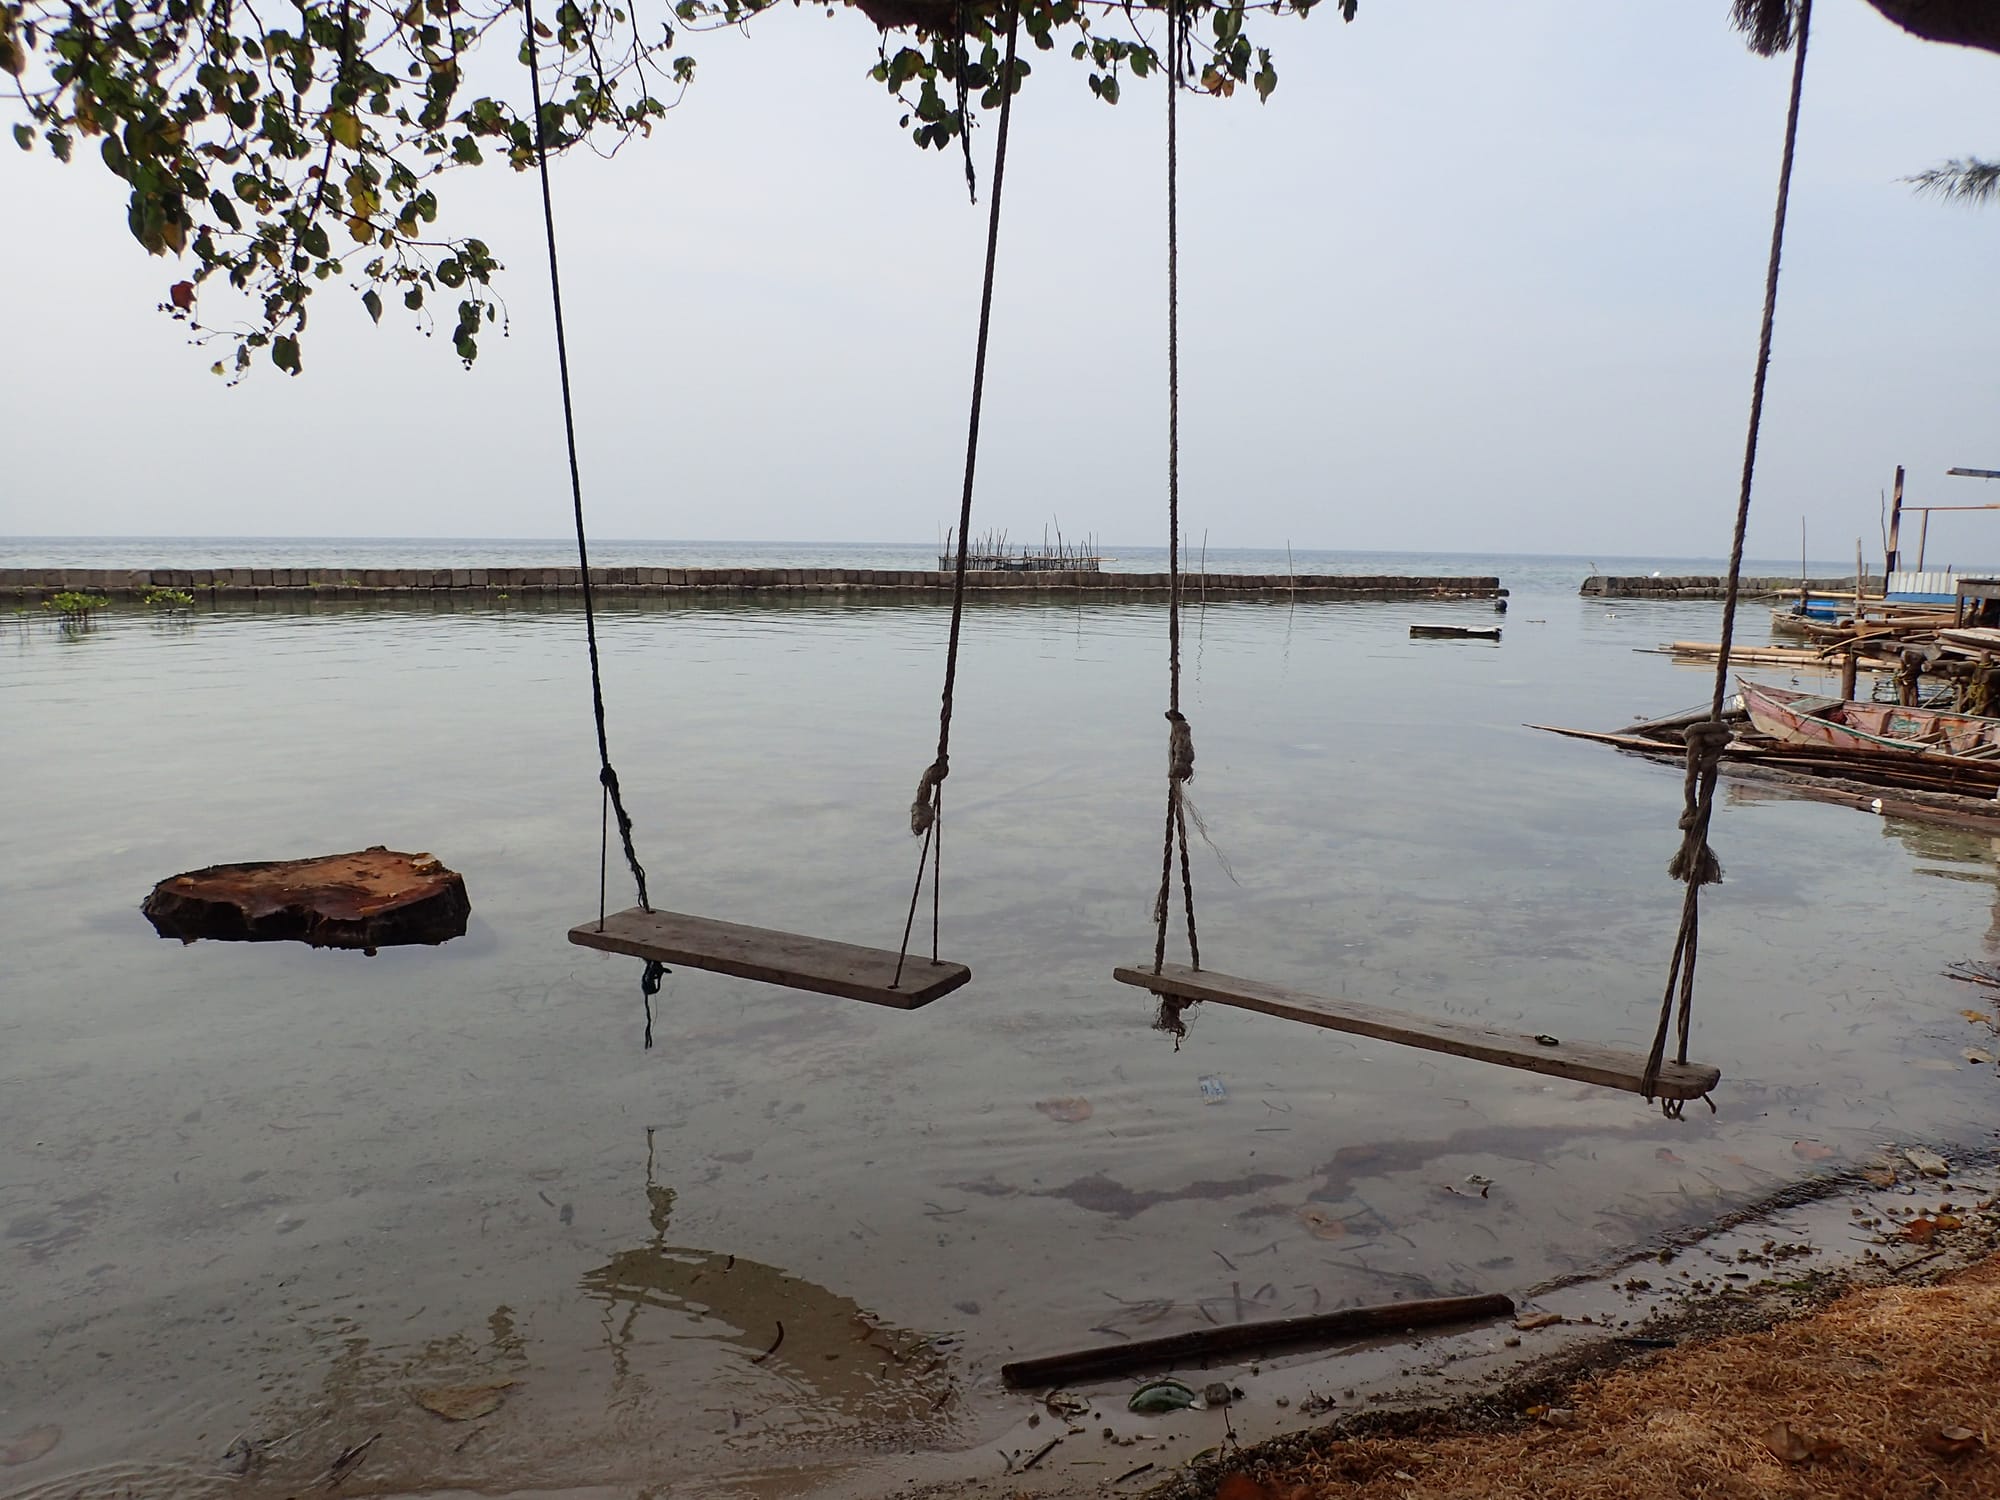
[
  {"left": 141, "top": 586, "right": 195, "bottom": 609},
  {"left": 43, "top": 590, "right": 111, "bottom": 620}
]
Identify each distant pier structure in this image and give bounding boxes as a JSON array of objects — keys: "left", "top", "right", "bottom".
[
  {"left": 1582, "top": 574, "right": 1859, "bottom": 600},
  {"left": 939, "top": 528, "right": 1102, "bottom": 572}
]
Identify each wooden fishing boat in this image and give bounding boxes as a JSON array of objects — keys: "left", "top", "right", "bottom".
[{"left": 1738, "top": 679, "right": 2000, "bottom": 761}]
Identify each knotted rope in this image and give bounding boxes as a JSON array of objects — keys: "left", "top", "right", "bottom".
[
  {"left": 893, "top": 0, "right": 1021, "bottom": 988},
  {"left": 910, "top": 757, "right": 948, "bottom": 836},
  {"left": 1642, "top": 0, "right": 1813, "bottom": 1109},
  {"left": 1666, "top": 720, "right": 1730, "bottom": 889},
  {"left": 1148, "top": 1, "right": 1201, "bottom": 1040},
  {"left": 525, "top": 0, "right": 660, "bottom": 1045}
]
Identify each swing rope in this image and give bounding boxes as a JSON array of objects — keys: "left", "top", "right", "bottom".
[
  {"left": 1642, "top": 0, "right": 1812, "bottom": 1109},
  {"left": 894, "top": 0, "right": 1022, "bottom": 987},
  {"left": 1150, "top": 0, "right": 1200, "bottom": 997},
  {"left": 526, "top": 0, "right": 665, "bottom": 1042}
]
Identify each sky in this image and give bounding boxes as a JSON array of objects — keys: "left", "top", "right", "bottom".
[{"left": 0, "top": 0, "right": 1994, "bottom": 558}]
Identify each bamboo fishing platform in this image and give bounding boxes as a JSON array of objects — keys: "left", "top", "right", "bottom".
[{"left": 0, "top": 567, "right": 1505, "bottom": 602}]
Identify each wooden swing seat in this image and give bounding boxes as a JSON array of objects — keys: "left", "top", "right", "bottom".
[
  {"left": 570, "top": 907, "right": 970, "bottom": 1008},
  {"left": 1113, "top": 963, "right": 1720, "bottom": 1101}
]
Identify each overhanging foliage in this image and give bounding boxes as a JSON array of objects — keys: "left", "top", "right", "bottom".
[{"left": 1, "top": 0, "right": 1339, "bottom": 377}]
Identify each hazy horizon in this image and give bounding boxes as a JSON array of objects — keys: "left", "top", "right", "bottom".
[{"left": 3, "top": 1, "right": 1994, "bottom": 558}]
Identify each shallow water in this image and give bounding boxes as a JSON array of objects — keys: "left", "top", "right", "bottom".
[{"left": 5, "top": 562, "right": 2000, "bottom": 1497}]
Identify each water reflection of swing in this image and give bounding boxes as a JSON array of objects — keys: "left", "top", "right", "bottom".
[{"left": 579, "top": 1131, "right": 959, "bottom": 1426}]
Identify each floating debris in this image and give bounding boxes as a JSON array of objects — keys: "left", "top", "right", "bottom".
[
  {"left": 1128, "top": 1378, "right": 1198, "bottom": 1414},
  {"left": 1035, "top": 1097, "right": 1094, "bottom": 1124},
  {"left": 1906, "top": 1148, "right": 1951, "bottom": 1179}
]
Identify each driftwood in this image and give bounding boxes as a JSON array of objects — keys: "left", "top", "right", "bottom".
[
  {"left": 143, "top": 847, "right": 469, "bottom": 951},
  {"left": 1000, "top": 1293, "right": 1516, "bottom": 1389},
  {"left": 1411, "top": 625, "right": 1501, "bottom": 641}
]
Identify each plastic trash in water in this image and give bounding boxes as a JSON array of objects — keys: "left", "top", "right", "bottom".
[{"left": 1197, "top": 1074, "right": 1227, "bottom": 1105}]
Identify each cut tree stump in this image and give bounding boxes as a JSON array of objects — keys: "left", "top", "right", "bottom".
[{"left": 143, "top": 846, "right": 469, "bottom": 952}]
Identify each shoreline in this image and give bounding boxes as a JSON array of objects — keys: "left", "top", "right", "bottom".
[{"left": 875, "top": 1151, "right": 2000, "bottom": 1500}]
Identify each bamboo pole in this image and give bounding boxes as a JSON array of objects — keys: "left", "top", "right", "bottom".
[{"left": 1000, "top": 1293, "right": 1514, "bottom": 1389}]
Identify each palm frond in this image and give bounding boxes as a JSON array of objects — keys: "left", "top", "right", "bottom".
[
  {"left": 1731, "top": 0, "right": 1799, "bottom": 56},
  {"left": 1907, "top": 157, "right": 2000, "bottom": 206}
]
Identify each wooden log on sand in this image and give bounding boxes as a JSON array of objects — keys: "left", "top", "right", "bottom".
[{"left": 1000, "top": 1293, "right": 1516, "bottom": 1389}]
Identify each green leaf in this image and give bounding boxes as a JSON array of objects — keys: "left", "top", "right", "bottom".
[
  {"left": 435, "top": 256, "right": 465, "bottom": 287},
  {"left": 327, "top": 111, "right": 362, "bottom": 149},
  {"left": 404, "top": 286, "right": 423, "bottom": 310},
  {"left": 209, "top": 189, "right": 241, "bottom": 229},
  {"left": 363, "top": 288, "right": 383, "bottom": 323},
  {"left": 1253, "top": 50, "right": 1277, "bottom": 102},
  {"left": 271, "top": 334, "right": 301, "bottom": 373},
  {"left": 301, "top": 221, "right": 329, "bottom": 257},
  {"left": 12, "top": 123, "right": 31, "bottom": 151}
]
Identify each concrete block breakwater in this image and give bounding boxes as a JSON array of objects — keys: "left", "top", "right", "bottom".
[
  {"left": 5, "top": 566, "right": 1504, "bottom": 600},
  {"left": 1582, "top": 574, "right": 1859, "bottom": 600}
]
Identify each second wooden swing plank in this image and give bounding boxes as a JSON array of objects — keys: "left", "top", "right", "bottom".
[
  {"left": 1113, "top": 963, "right": 1720, "bottom": 1100},
  {"left": 572, "top": 908, "right": 970, "bottom": 1008}
]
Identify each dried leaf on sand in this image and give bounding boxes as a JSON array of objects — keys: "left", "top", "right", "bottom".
[
  {"left": 0, "top": 1425, "right": 61, "bottom": 1466},
  {"left": 414, "top": 1380, "right": 516, "bottom": 1421},
  {"left": 1034, "top": 1097, "right": 1093, "bottom": 1124}
]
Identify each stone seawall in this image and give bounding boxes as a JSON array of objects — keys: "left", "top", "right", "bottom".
[
  {"left": 1581, "top": 574, "right": 1859, "bottom": 600},
  {"left": 4, "top": 566, "right": 1505, "bottom": 601}
]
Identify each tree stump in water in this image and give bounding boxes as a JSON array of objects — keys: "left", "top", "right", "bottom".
[{"left": 142, "top": 847, "right": 470, "bottom": 952}]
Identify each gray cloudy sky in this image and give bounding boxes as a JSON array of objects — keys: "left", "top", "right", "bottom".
[{"left": 1, "top": 1, "right": 1994, "bottom": 557}]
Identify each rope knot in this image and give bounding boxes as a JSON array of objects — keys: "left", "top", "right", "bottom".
[
  {"left": 1683, "top": 719, "right": 1732, "bottom": 764},
  {"left": 1165, "top": 710, "right": 1195, "bottom": 783},
  {"left": 910, "top": 757, "right": 949, "bottom": 836},
  {"left": 1666, "top": 719, "right": 1730, "bottom": 887}
]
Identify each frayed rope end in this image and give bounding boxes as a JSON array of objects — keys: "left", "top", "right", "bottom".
[{"left": 910, "top": 757, "right": 948, "bottom": 836}]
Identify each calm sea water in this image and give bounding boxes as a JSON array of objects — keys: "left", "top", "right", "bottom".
[
  {"left": 5, "top": 542, "right": 1998, "bottom": 1496},
  {"left": 0, "top": 535, "right": 1893, "bottom": 587}
]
